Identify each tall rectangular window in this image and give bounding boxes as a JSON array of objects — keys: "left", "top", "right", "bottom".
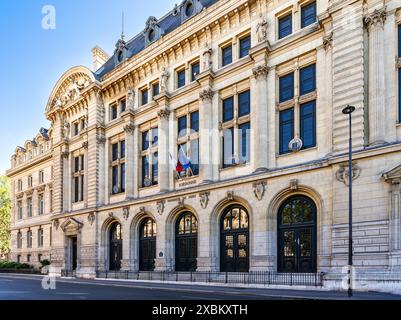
[
  {"left": 141, "top": 89, "right": 149, "bottom": 106},
  {"left": 279, "top": 73, "right": 294, "bottom": 103},
  {"left": 17, "top": 179, "right": 22, "bottom": 192},
  {"left": 222, "top": 91, "right": 251, "bottom": 168},
  {"left": 300, "top": 101, "right": 316, "bottom": 149},
  {"left": 279, "top": 108, "right": 294, "bottom": 154},
  {"left": 17, "top": 201, "right": 23, "bottom": 220},
  {"left": 239, "top": 122, "right": 251, "bottom": 163},
  {"left": 73, "top": 155, "right": 85, "bottom": 203},
  {"left": 27, "top": 230, "right": 32, "bottom": 249},
  {"left": 38, "top": 194, "right": 44, "bottom": 215},
  {"left": 239, "top": 36, "right": 251, "bottom": 58},
  {"left": 111, "top": 104, "right": 118, "bottom": 120},
  {"left": 300, "top": 64, "right": 316, "bottom": 95},
  {"left": 222, "top": 45, "right": 233, "bottom": 67},
  {"left": 301, "top": 2, "right": 317, "bottom": 28},
  {"left": 17, "top": 232, "right": 22, "bottom": 249},
  {"left": 238, "top": 90, "right": 251, "bottom": 117},
  {"left": 141, "top": 127, "right": 158, "bottom": 187},
  {"left": 27, "top": 197, "right": 32, "bottom": 218},
  {"left": 120, "top": 98, "right": 126, "bottom": 113},
  {"left": 191, "top": 62, "right": 200, "bottom": 82},
  {"left": 176, "top": 109, "right": 199, "bottom": 178},
  {"left": 28, "top": 175, "right": 33, "bottom": 188},
  {"left": 278, "top": 14, "right": 292, "bottom": 39},
  {"left": 39, "top": 170, "right": 44, "bottom": 184},
  {"left": 152, "top": 82, "right": 160, "bottom": 98},
  {"left": 38, "top": 228, "right": 44, "bottom": 248},
  {"left": 111, "top": 140, "right": 126, "bottom": 194},
  {"left": 177, "top": 69, "right": 186, "bottom": 88}
]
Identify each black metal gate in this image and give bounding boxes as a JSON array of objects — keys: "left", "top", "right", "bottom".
[
  {"left": 71, "top": 237, "right": 78, "bottom": 271},
  {"left": 175, "top": 212, "right": 198, "bottom": 272},
  {"left": 278, "top": 196, "right": 317, "bottom": 273},
  {"left": 220, "top": 205, "right": 249, "bottom": 272}
]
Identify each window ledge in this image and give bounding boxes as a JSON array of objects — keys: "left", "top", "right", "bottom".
[
  {"left": 219, "top": 162, "right": 249, "bottom": 172},
  {"left": 276, "top": 146, "right": 318, "bottom": 159}
]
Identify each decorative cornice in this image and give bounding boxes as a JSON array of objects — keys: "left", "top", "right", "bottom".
[
  {"left": 199, "top": 88, "right": 215, "bottom": 103},
  {"left": 252, "top": 65, "right": 269, "bottom": 80},
  {"left": 364, "top": 7, "right": 387, "bottom": 29}
]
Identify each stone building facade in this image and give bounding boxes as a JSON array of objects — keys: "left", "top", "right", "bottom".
[{"left": 6, "top": 0, "right": 401, "bottom": 288}]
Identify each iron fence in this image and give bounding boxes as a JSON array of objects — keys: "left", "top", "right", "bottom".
[
  {"left": 61, "top": 269, "right": 76, "bottom": 278},
  {"left": 95, "top": 270, "right": 324, "bottom": 287},
  {"left": 0, "top": 269, "right": 42, "bottom": 275}
]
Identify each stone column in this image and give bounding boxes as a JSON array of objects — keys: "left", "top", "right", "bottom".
[
  {"left": 97, "top": 134, "right": 106, "bottom": 206},
  {"left": 365, "top": 7, "right": 387, "bottom": 145},
  {"left": 389, "top": 180, "right": 401, "bottom": 270},
  {"left": 124, "top": 122, "right": 136, "bottom": 199},
  {"left": 62, "top": 152, "right": 70, "bottom": 213},
  {"left": 157, "top": 106, "right": 171, "bottom": 193},
  {"left": 199, "top": 88, "right": 214, "bottom": 183},
  {"left": 251, "top": 64, "right": 269, "bottom": 172}
]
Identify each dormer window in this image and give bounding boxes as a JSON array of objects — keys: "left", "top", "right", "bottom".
[
  {"left": 185, "top": 2, "right": 194, "bottom": 17},
  {"left": 148, "top": 29, "right": 156, "bottom": 42}
]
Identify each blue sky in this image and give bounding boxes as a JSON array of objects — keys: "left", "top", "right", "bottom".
[{"left": 0, "top": 0, "right": 177, "bottom": 175}]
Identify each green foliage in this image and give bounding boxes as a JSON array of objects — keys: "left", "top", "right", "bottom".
[
  {"left": 0, "top": 261, "right": 33, "bottom": 270},
  {"left": 40, "top": 259, "right": 50, "bottom": 268},
  {"left": 0, "top": 176, "right": 11, "bottom": 256}
]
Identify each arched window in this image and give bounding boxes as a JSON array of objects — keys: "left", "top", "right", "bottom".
[
  {"left": 278, "top": 196, "right": 317, "bottom": 273},
  {"left": 175, "top": 212, "right": 197, "bottom": 271},
  {"left": 220, "top": 205, "right": 249, "bottom": 272},
  {"left": 139, "top": 218, "right": 157, "bottom": 271}
]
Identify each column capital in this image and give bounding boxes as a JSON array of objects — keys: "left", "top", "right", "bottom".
[
  {"left": 323, "top": 32, "right": 333, "bottom": 52},
  {"left": 199, "top": 88, "right": 215, "bottom": 103},
  {"left": 123, "top": 123, "right": 136, "bottom": 134},
  {"left": 96, "top": 135, "right": 106, "bottom": 145},
  {"left": 364, "top": 7, "right": 387, "bottom": 30},
  {"left": 157, "top": 107, "right": 170, "bottom": 120},
  {"left": 252, "top": 65, "right": 269, "bottom": 80}
]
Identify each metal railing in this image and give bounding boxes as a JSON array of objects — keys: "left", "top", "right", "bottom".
[
  {"left": 61, "top": 269, "right": 76, "bottom": 278},
  {"left": 0, "top": 268, "right": 42, "bottom": 275},
  {"left": 95, "top": 270, "right": 324, "bottom": 287}
]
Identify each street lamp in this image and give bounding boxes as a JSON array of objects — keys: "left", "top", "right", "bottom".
[{"left": 342, "top": 105, "right": 355, "bottom": 298}]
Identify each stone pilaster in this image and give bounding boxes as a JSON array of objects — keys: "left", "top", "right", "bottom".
[
  {"left": 199, "top": 88, "right": 215, "bottom": 183},
  {"left": 251, "top": 64, "right": 269, "bottom": 172},
  {"left": 156, "top": 96, "right": 171, "bottom": 193},
  {"left": 365, "top": 7, "right": 387, "bottom": 145},
  {"left": 124, "top": 122, "right": 136, "bottom": 199}
]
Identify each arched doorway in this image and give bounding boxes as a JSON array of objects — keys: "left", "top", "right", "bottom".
[
  {"left": 139, "top": 218, "right": 157, "bottom": 271},
  {"left": 220, "top": 205, "right": 249, "bottom": 272},
  {"left": 175, "top": 212, "right": 198, "bottom": 272},
  {"left": 278, "top": 196, "right": 317, "bottom": 273},
  {"left": 109, "top": 222, "right": 122, "bottom": 271}
]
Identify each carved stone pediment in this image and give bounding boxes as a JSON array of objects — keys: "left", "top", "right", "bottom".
[
  {"left": 60, "top": 217, "right": 84, "bottom": 232},
  {"left": 383, "top": 164, "right": 401, "bottom": 184}
]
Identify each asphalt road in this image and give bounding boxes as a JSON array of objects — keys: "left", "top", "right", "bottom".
[{"left": 0, "top": 274, "right": 400, "bottom": 300}]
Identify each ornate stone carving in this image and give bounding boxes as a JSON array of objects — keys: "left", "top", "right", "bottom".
[
  {"left": 16, "top": 192, "right": 24, "bottom": 200},
  {"left": 124, "top": 123, "right": 136, "bottom": 133},
  {"left": 199, "top": 192, "right": 210, "bottom": 209},
  {"left": 157, "top": 108, "right": 170, "bottom": 120},
  {"left": 61, "top": 151, "right": 69, "bottom": 159},
  {"left": 396, "top": 57, "right": 401, "bottom": 69},
  {"left": 53, "top": 219, "right": 60, "bottom": 230},
  {"left": 178, "top": 198, "right": 185, "bottom": 209},
  {"left": 336, "top": 163, "right": 362, "bottom": 186},
  {"left": 82, "top": 141, "right": 89, "bottom": 149},
  {"left": 252, "top": 65, "right": 269, "bottom": 80},
  {"left": 199, "top": 88, "right": 214, "bottom": 103},
  {"left": 323, "top": 32, "right": 333, "bottom": 51},
  {"left": 202, "top": 47, "right": 213, "bottom": 71},
  {"left": 157, "top": 200, "right": 165, "bottom": 215},
  {"left": 127, "top": 88, "right": 136, "bottom": 110},
  {"left": 25, "top": 189, "right": 34, "bottom": 197},
  {"left": 63, "top": 121, "right": 70, "bottom": 139},
  {"left": 139, "top": 206, "right": 146, "bottom": 214},
  {"left": 160, "top": 67, "right": 170, "bottom": 92},
  {"left": 108, "top": 212, "right": 114, "bottom": 218},
  {"left": 256, "top": 15, "right": 268, "bottom": 43},
  {"left": 88, "top": 213, "right": 96, "bottom": 226},
  {"left": 123, "top": 207, "right": 130, "bottom": 220},
  {"left": 227, "top": 191, "right": 234, "bottom": 201},
  {"left": 364, "top": 7, "right": 387, "bottom": 29},
  {"left": 290, "top": 179, "right": 299, "bottom": 191},
  {"left": 97, "top": 135, "right": 106, "bottom": 145},
  {"left": 36, "top": 185, "right": 46, "bottom": 193},
  {"left": 253, "top": 181, "right": 266, "bottom": 201}
]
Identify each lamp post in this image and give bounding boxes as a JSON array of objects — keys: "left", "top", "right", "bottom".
[{"left": 342, "top": 105, "right": 356, "bottom": 298}]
